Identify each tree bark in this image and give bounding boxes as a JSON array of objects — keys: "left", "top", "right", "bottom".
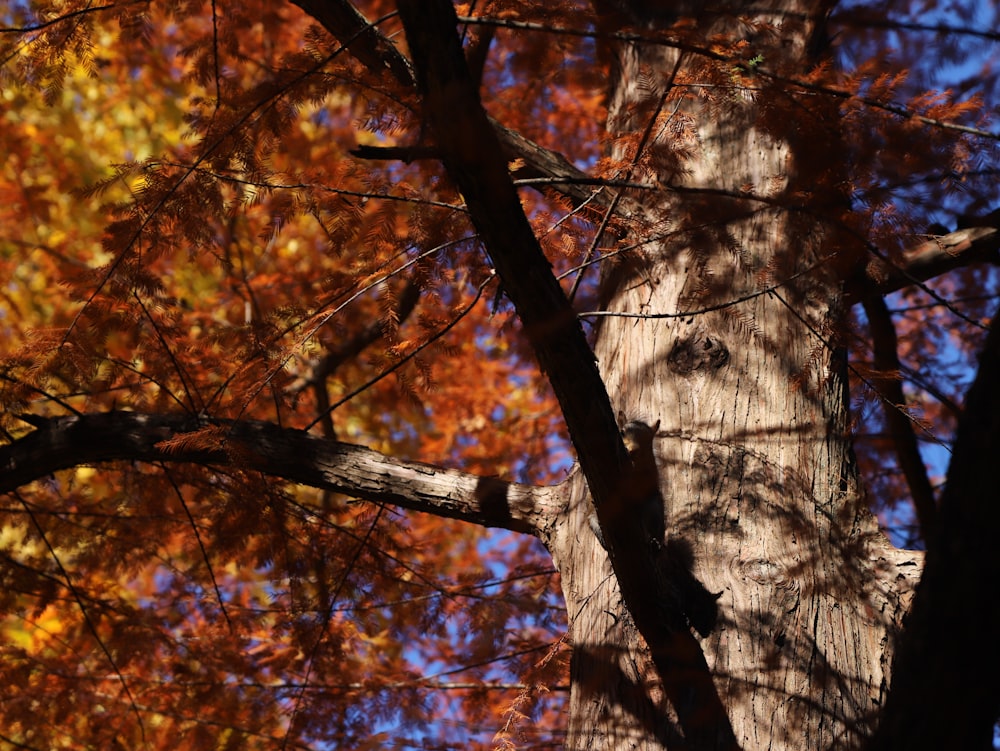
[
  {"left": 0, "top": 412, "right": 560, "bottom": 534},
  {"left": 546, "top": 3, "right": 922, "bottom": 749},
  {"left": 11, "top": 3, "right": 997, "bottom": 748}
]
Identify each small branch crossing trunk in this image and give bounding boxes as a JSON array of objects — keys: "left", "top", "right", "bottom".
[{"left": 545, "top": 3, "right": 922, "bottom": 748}]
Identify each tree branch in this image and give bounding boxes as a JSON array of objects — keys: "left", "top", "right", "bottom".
[
  {"left": 293, "top": 273, "right": 423, "bottom": 438},
  {"left": 868, "top": 301, "right": 1000, "bottom": 750},
  {"left": 0, "top": 412, "right": 558, "bottom": 536},
  {"left": 291, "top": 0, "right": 615, "bottom": 213},
  {"left": 861, "top": 293, "right": 938, "bottom": 538},
  {"left": 490, "top": 120, "right": 617, "bottom": 211},
  {"left": 854, "top": 225, "right": 1000, "bottom": 298},
  {"left": 290, "top": 0, "right": 415, "bottom": 87},
  {"left": 394, "top": 0, "right": 627, "bottom": 511},
  {"left": 394, "top": 4, "right": 738, "bottom": 746}
]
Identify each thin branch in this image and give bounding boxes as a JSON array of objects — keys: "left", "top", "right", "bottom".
[
  {"left": 458, "top": 14, "right": 1000, "bottom": 143},
  {"left": 213, "top": 235, "right": 468, "bottom": 419},
  {"left": 568, "top": 53, "right": 684, "bottom": 303},
  {"left": 161, "top": 467, "right": 233, "bottom": 632},
  {"left": 729, "top": 6, "right": 1000, "bottom": 43},
  {"left": 0, "top": 731, "right": 45, "bottom": 751},
  {"left": 2, "top": 374, "right": 83, "bottom": 417},
  {"left": 283, "top": 504, "right": 385, "bottom": 751},
  {"left": 490, "top": 118, "right": 620, "bottom": 211},
  {"left": 283, "top": 494, "right": 550, "bottom": 617},
  {"left": 0, "top": 2, "right": 144, "bottom": 33},
  {"left": 757, "top": 69, "right": 1000, "bottom": 141},
  {"left": 323, "top": 568, "right": 560, "bottom": 614},
  {"left": 769, "top": 289, "right": 951, "bottom": 452},
  {"left": 895, "top": 364, "right": 962, "bottom": 417},
  {"left": 169, "top": 163, "right": 466, "bottom": 212},
  {"left": 307, "top": 273, "right": 491, "bottom": 430},
  {"left": 580, "top": 251, "right": 836, "bottom": 319},
  {"left": 13, "top": 489, "right": 146, "bottom": 742},
  {"left": 297, "top": 273, "right": 422, "bottom": 437},
  {"left": 130, "top": 291, "right": 203, "bottom": 413},
  {"left": 511, "top": 176, "right": 653, "bottom": 190},
  {"left": 831, "top": 12, "right": 1000, "bottom": 43}
]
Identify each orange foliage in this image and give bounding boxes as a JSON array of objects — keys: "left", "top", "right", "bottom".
[{"left": 0, "top": 0, "right": 997, "bottom": 748}]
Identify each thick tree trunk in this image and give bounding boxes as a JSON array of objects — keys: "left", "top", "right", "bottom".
[{"left": 546, "top": 3, "right": 922, "bottom": 749}]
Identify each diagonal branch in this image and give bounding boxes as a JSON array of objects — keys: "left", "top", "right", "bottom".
[
  {"left": 0, "top": 412, "right": 559, "bottom": 536},
  {"left": 290, "top": 0, "right": 414, "bottom": 87},
  {"left": 395, "top": 0, "right": 625, "bottom": 509},
  {"left": 291, "top": 0, "right": 617, "bottom": 213},
  {"left": 861, "top": 293, "right": 938, "bottom": 538},
  {"left": 856, "top": 225, "right": 1000, "bottom": 298},
  {"left": 351, "top": 121, "right": 619, "bottom": 212},
  {"left": 490, "top": 121, "right": 618, "bottom": 211},
  {"left": 295, "top": 274, "right": 423, "bottom": 438},
  {"left": 395, "top": 3, "right": 738, "bottom": 746}
]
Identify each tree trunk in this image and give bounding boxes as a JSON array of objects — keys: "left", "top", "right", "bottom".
[{"left": 546, "top": 3, "right": 922, "bottom": 748}]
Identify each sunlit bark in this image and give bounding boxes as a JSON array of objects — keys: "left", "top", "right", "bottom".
[{"left": 548, "top": 2, "right": 924, "bottom": 748}]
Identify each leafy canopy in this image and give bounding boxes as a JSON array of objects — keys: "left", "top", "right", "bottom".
[{"left": 0, "top": 0, "right": 998, "bottom": 749}]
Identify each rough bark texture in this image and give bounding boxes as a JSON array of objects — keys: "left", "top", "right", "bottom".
[
  {"left": 0, "top": 412, "right": 559, "bottom": 534},
  {"left": 546, "top": 3, "right": 923, "bottom": 749}
]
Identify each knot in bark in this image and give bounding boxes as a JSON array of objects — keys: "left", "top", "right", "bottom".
[{"left": 667, "top": 331, "right": 730, "bottom": 374}]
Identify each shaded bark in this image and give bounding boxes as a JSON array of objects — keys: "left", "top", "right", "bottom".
[{"left": 868, "top": 305, "right": 1000, "bottom": 751}]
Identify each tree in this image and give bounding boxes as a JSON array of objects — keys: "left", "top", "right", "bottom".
[{"left": 1, "top": 0, "right": 998, "bottom": 749}]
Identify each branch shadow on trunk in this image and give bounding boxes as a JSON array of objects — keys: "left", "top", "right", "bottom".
[{"left": 574, "top": 617, "right": 741, "bottom": 750}]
